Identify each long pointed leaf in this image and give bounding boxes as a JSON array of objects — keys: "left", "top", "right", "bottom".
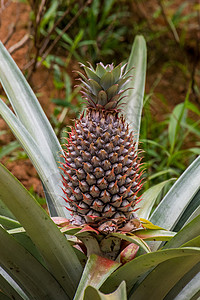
[
  {"left": 0, "top": 100, "right": 69, "bottom": 217},
  {"left": 185, "top": 205, "right": 200, "bottom": 226},
  {"left": 0, "top": 215, "right": 21, "bottom": 229},
  {"left": 84, "top": 281, "right": 127, "bottom": 300},
  {"left": 150, "top": 155, "right": 200, "bottom": 231},
  {"left": 111, "top": 232, "right": 151, "bottom": 253},
  {"left": 130, "top": 252, "right": 200, "bottom": 300},
  {"left": 137, "top": 179, "right": 175, "bottom": 219},
  {"left": 134, "top": 229, "right": 176, "bottom": 241},
  {"left": 129, "top": 235, "right": 200, "bottom": 299},
  {"left": 173, "top": 273, "right": 200, "bottom": 300},
  {"left": 164, "top": 214, "right": 200, "bottom": 249},
  {"left": 0, "top": 43, "right": 68, "bottom": 217},
  {"left": 0, "top": 291, "right": 12, "bottom": 300},
  {"left": 174, "top": 187, "right": 200, "bottom": 230},
  {"left": 0, "top": 268, "right": 27, "bottom": 300},
  {"left": 164, "top": 263, "right": 200, "bottom": 300},
  {"left": 0, "top": 163, "right": 83, "bottom": 298},
  {"left": 101, "top": 247, "right": 200, "bottom": 294},
  {"left": 74, "top": 254, "right": 120, "bottom": 300},
  {"left": 123, "top": 35, "right": 147, "bottom": 146},
  {"left": 0, "top": 199, "right": 16, "bottom": 220},
  {"left": 0, "top": 227, "right": 67, "bottom": 300},
  {"left": 0, "top": 42, "right": 63, "bottom": 163},
  {"left": 8, "top": 229, "right": 45, "bottom": 266}
]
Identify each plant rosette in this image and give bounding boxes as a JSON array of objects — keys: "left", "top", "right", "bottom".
[{"left": 52, "top": 216, "right": 175, "bottom": 262}]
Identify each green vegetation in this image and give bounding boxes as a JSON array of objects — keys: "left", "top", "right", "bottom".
[
  {"left": 25, "top": 0, "right": 200, "bottom": 191},
  {"left": 0, "top": 33, "right": 200, "bottom": 299},
  {"left": 0, "top": 1, "right": 200, "bottom": 299}
]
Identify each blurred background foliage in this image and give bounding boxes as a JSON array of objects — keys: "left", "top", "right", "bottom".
[{"left": 0, "top": 0, "right": 200, "bottom": 197}]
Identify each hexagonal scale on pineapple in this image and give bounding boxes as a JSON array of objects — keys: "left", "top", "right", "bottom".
[
  {"left": 101, "top": 159, "right": 111, "bottom": 171},
  {"left": 108, "top": 181, "right": 119, "bottom": 195},
  {"left": 98, "top": 149, "right": 108, "bottom": 160},
  {"left": 91, "top": 200, "right": 104, "bottom": 212},
  {"left": 86, "top": 173, "right": 96, "bottom": 185},
  {"left": 100, "top": 190, "right": 111, "bottom": 203},
  {"left": 82, "top": 193, "right": 93, "bottom": 205},
  {"left": 79, "top": 180, "right": 89, "bottom": 193},
  {"left": 111, "top": 195, "right": 123, "bottom": 208},
  {"left": 94, "top": 167, "right": 104, "bottom": 178},
  {"left": 97, "top": 178, "right": 108, "bottom": 190},
  {"left": 91, "top": 156, "right": 101, "bottom": 167},
  {"left": 109, "top": 152, "right": 118, "bottom": 163},
  {"left": 83, "top": 162, "right": 93, "bottom": 173},
  {"left": 76, "top": 168, "right": 85, "bottom": 180},
  {"left": 90, "top": 185, "right": 100, "bottom": 197}
]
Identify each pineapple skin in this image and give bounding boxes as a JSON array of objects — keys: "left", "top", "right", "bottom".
[
  {"left": 62, "top": 109, "right": 142, "bottom": 227},
  {"left": 61, "top": 63, "right": 143, "bottom": 232}
]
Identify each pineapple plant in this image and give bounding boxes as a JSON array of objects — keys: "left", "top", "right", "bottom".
[
  {"left": 61, "top": 62, "right": 143, "bottom": 235},
  {"left": 0, "top": 37, "right": 200, "bottom": 300}
]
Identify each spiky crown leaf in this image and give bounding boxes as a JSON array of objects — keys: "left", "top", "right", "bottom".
[{"left": 78, "top": 62, "right": 132, "bottom": 111}]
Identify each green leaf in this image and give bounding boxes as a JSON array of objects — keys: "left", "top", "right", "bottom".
[
  {"left": 185, "top": 100, "right": 200, "bottom": 116},
  {"left": 164, "top": 214, "right": 200, "bottom": 249},
  {"left": 0, "top": 215, "right": 21, "bottom": 229},
  {"left": 101, "top": 247, "right": 200, "bottom": 294},
  {"left": 129, "top": 236, "right": 200, "bottom": 299},
  {"left": 185, "top": 205, "right": 200, "bottom": 226},
  {"left": 7, "top": 229, "right": 45, "bottom": 265},
  {"left": 0, "top": 291, "right": 15, "bottom": 300},
  {"left": 137, "top": 179, "right": 175, "bottom": 219},
  {"left": 74, "top": 254, "right": 120, "bottom": 300},
  {"left": 100, "top": 72, "right": 115, "bottom": 90},
  {"left": 0, "top": 226, "right": 68, "bottom": 299},
  {"left": 76, "top": 231, "right": 102, "bottom": 257},
  {"left": 88, "top": 79, "right": 102, "bottom": 95},
  {"left": 84, "top": 281, "right": 127, "bottom": 300},
  {"left": 189, "top": 147, "right": 200, "bottom": 155},
  {"left": 148, "top": 169, "right": 177, "bottom": 180},
  {"left": 0, "top": 140, "right": 20, "bottom": 159},
  {"left": 174, "top": 188, "right": 200, "bottom": 231},
  {"left": 0, "top": 42, "right": 63, "bottom": 163},
  {"left": 111, "top": 232, "right": 151, "bottom": 253},
  {"left": 84, "top": 66, "right": 100, "bottom": 82},
  {"left": 97, "top": 90, "right": 108, "bottom": 105},
  {"left": 0, "top": 199, "right": 16, "bottom": 220},
  {"left": 112, "top": 64, "right": 123, "bottom": 83},
  {"left": 0, "top": 42, "right": 68, "bottom": 217},
  {"left": 130, "top": 252, "right": 200, "bottom": 300},
  {"left": 96, "top": 63, "right": 107, "bottom": 77},
  {"left": 139, "top": 218, "right": 165, "bottom": 230},
  {"left": 164, "top": 263, "right": 200, "bottom": 300},
  {"left": 0, "top": 268, "right": 27, "bottom": 300},
  {"left": 106, "top": 84, "right": 119, "bottom": 99},
  {"left": 56, "top": 28, "right": 73, "bottom": 45},
  {"left": 0, "top": 163, "right": 82, "bottom": 298},
  {"left": 134, "top": 229, "right": 176, "bottom": 241},
  {"left": 150, "top": 155, "right": 200, "bottom": 232},
  {"left": 40, "top": 0, "right": 58, "bottom": 29},
  {"left": 168, "top": 103, "right": 186, "bottom": 153},
  {"left": 123, "top": 35, "right": 147, "bottom": 147},
  {"left": 0, "top": 101, "right": 69, "bottom": 218}
]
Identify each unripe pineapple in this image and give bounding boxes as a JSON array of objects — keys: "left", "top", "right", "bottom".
[{"left": 61, "top": 62, "right": 143, "bottom": 233}]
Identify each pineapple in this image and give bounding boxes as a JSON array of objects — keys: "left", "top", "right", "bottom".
[{"left": 61, "top": 62, "right": 143, "bottom": 234}]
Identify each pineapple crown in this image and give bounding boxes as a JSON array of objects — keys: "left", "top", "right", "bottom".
[{"left": 77, "top": 62, "right": 132, "bottom": 111}]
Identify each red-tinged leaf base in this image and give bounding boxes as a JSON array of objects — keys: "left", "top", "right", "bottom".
[
  {"left": 51, "top": 217, "right": 172, "bottom": 262},
  {"left": 74, "top": 254, "right": 121, "bottom": 300},
  {"left": 120, "top": 243, "right": 139, "bottom": 264},
  {"left": 51, "top": 217, "right": 70, "bottom": 227}
]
